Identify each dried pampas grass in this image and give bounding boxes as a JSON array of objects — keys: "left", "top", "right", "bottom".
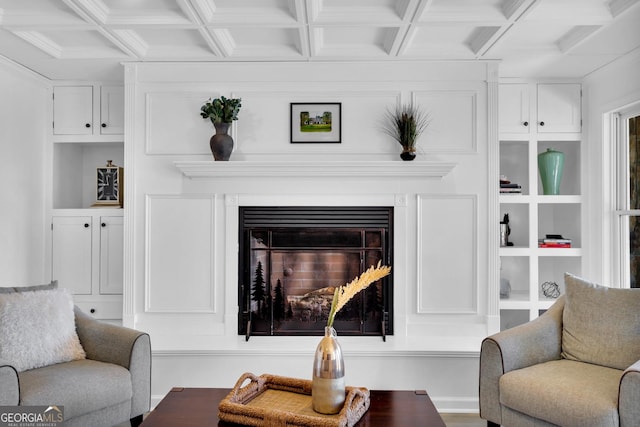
[{"left": 327, "top": 262, "right": 392, "bottom": 328}]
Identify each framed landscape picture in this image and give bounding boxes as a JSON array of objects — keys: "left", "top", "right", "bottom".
[{"left": 290, "top": 102, "right": 341, "bottom": 143}]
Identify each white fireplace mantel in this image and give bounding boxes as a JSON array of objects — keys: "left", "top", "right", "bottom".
[{"left": 174, "top": 160, "right": 457, "bottom": 179}]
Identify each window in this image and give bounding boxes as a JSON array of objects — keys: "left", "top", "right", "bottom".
[{"left": 615, "top": 108, "right": 640, "bottom": 288}]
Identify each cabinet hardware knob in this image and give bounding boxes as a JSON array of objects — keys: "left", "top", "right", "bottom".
[
  {"left": 523, "top": 121, "right": 529, "bottom": 126},
  {"left": 101, "top": 123, "right": 107, "bottom": 128},
  {"left": 84, "top": 223, "right": 90, "bottom": 228},
  {"left": 85, "top": 123, "right": 91, "bottom": 128},
  {"left": 90, "top": 308, "right": 96, "bottom": 314},
  {"left": 539, "top": 121, "right": 545, "bottom": 126},
  {"left": 101, "top": 222, "right": 106, "bottom": 227}
]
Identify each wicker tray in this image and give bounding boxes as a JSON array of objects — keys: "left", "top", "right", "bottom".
[{"left": 218, "top": 372, "right": 370, "bottom": 427}]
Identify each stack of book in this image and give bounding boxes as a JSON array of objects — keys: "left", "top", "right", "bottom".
[
  {"left": 500, "top": 177, "right": 522, "bottom": 194},
  {"left": 538, "top": 235, "right": 571, "bottom": 248}
]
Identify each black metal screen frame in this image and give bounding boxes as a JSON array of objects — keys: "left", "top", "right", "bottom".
[{"left": 238, "top": 207, "right": 393, "bottom": 339}]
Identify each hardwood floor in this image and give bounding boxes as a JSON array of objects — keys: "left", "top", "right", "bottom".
[{"left": 441, "top": 413, "right": 487, "bottom": 427}]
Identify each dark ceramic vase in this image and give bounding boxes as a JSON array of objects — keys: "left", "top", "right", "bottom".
[
  {"left": 400, "top": 149, "right": 416, "bottom": 161},
  {"left": 210, "top": 122, "right": 234, "bottom": 161}
]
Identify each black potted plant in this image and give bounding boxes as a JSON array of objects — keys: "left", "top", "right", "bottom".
[
  {"left": 382, "top": 103, "right": 430, "bottom": 161},
  {"left": 200, "top": 96, "right": 242, "bottom": 161}
]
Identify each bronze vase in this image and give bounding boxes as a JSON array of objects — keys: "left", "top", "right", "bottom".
[{"left": 210, "top": 122, "right": 234, "bottom": 161}]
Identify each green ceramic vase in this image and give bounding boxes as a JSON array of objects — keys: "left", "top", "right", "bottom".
[{"left": 538, "top": 148, "right": 564, "bottom": 195}]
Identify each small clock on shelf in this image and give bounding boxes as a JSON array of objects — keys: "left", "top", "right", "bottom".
[{"left": 92, "top": 160, "right": 123, "bottom": 207}]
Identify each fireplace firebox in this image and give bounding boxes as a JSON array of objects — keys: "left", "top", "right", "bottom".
[{"left": 238, "top": 207, "right": 393, "bottom": 339}]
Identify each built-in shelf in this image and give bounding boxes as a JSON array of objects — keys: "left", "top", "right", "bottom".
[{"left": 174, "top": 160, "right": 457, "bottom": 179}]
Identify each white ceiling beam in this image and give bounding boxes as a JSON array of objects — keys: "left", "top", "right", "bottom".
[
  {"left": 608, "top": 0, "right": 640, "bottom": 17},
  {"left": 476, "top": 0, "right": 539, "bottom": 58},
  {"left": 309, "top": 27, "right": 324, "bottom": 57},
  {"left": 64, "top": 0, "right": 109, "bottom": 25},
  {"left": 188, "top": 0, "right": 216, "bottom": 23},
  {"left": 197, "top": 27, "right": 224, "bottom": 57},
  {"left": 502, "top": 0, "right": 539, "bottom": 20},
  {"left": 467, "top": 27, "right": 501, "bottom": 56},
  {"left": 111, "top": 30, "right": 149, "bottom": 58},
  {"left": 209, "top": 29, "right": 235, "bottom": 57},
  {"left": 12, "top": 31, "right": 63, "bottom": 58},
  {"left": 557, "top": 25, "right": 602, "bottom": 53}
]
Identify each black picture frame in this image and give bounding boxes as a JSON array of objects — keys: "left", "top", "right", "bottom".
[{"left": 290, "top": 102, "right": 342, "bottom": 143}]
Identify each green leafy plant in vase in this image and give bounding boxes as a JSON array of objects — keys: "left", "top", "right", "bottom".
[
  {"left": 200, "top": 96, "right": 242, "bottom": 161},
  {"left": 382, "top": 103, "right": 430, "bottom": 161},
  {"left": 312, "top": 262, "right": 392, "bottom": 414}
]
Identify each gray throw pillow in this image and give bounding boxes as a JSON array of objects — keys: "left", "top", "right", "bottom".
[
  {"left": 562, "top": 273, "right": 640, "bottom": 370},
  {"left": 0, "top": 280, "right": 58, "bottom": 294}
]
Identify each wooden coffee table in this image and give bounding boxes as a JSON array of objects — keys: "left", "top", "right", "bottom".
[{"left": 141, "top": 387, "right": 446, "bottom": 426}]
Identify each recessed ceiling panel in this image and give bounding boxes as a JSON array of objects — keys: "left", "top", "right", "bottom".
[
  {"left": 15, "top": 29, "right": 129, "bottom": 59},
  {"left": 523, "top": 0, "right": 613, "bottom": 24},
  {"left": 0, "top": 0, "right": 89, "bottom": 26},
  {"left": 402, "top": 25, "right": 477, "bottom": 58},
  {"left": 314, "top": 26, "right": 395, "bottom": 57},
  {"left": 419, "top": 0, "right": 507, "bottom": 23},
  {"left": 485, "top": 22, "right": 572, "bottom": 57},
  {"left": 206, "top": 0, "right": 299, "bottom": 25},
  {"left": 225, "top": 27, "right": 303, "bottom": 57},
  {"left": 311, "top": 0, "right": 404, "bottom": 24},
  {"left": 100, "top": 0, "right": 194, "bottom": 25},
  {"left": 134, "top": 28, "right": 217, "bottom": 58}
]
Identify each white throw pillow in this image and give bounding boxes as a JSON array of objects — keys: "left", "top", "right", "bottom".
[{"left": 0, "top": 288, "right": 85, "bottom": 372}]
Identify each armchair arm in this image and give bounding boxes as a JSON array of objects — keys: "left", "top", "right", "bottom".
[
  {"left": 74, "top": 307, "right": 151, "bottom": 417},
  {"left": 619, "top": 359, "right": 640, "bottom": 427},
  {"left": 0, "top": 359, "right": 19, "bottom": 405},
  {"left": 479, "top": 296, "right": 565, "bottom": 423}
]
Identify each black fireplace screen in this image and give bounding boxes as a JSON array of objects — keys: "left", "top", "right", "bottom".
[{"left": 238, "top": 207, "right": 393, "bottom": 338}]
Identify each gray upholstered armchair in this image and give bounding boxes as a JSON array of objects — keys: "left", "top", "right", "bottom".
[
  {"left": 480, "top": 273, "right": 640, "bottom": 427},
  {"left": 0, "top": 283, "right": 150, "bottom": 427}
]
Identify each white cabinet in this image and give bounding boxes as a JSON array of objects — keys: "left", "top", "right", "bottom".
[
  {"left": 51, "top": 212, "right": 123, "bottom": 320},
  {"left": 52, "top": 82, "right": 124, "bottom": 210},
  {"left": 537, "top": 83, "right": 581, "bottom": 133},
  {"left": 53, "top": 86, "right": 93, "bottom": 135},
  {"left": 53, "top": 84, "right": 124, "bottom": 137},
  {"left": 51, "top": 215, "right": 93, "bottom": 294},
  {"left": 499, "top": 83, "right": 581, "bottom": 135},
  {"left": 100, "top": 85, "right": 124, "bottom": 135},
  {"left": 50, "top": 82, "right": 125, "bottom": 321},
  {"left": 499, "top": 83, "right": 530, "bottom": 134},
  {"left": 498, "top": 82, "right": 583, "bottom": 330},
  {"left": 99, "top": 215, "right": 123, "bottom": 294}
]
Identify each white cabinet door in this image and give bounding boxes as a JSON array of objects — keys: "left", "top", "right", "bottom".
[
  {"left": 99, "top": 216, "right": 123, "bottom": 294},
  {"left": 499, "top": 84, "right": 530, "bottom": 134},
  {"left": 53, "top": 86, "right": 93, "bottom": 135},
  {"left": 52, "top": 216, "right": 92, "bottom": 294},
  {"left": 100, "top": 86, "right": 124, "bottom": 135},
  {"left": 537, "top": 83, "right": 581, "bottom": 133}
]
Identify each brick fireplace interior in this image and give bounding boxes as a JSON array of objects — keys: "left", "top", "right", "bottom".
[{"left": 238, "top": 207, "right": 393, "bottom": 339}]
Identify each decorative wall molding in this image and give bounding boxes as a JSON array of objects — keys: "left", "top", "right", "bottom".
[
  {"left": 413, "top": 90, "right": 479, "bottom": 153},
  {"left": 144, "top": 194, "right": 216, "bottom": 313},
  {"left": 416, "top": 194, "right": 478, "bottom": 314},
  {"left": 174, "top": 160, "right": 457, "bottom": 178}
]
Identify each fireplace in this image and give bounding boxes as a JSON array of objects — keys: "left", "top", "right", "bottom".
[{"left": 238, "top": 207, "right": 393, "bottom": 339}]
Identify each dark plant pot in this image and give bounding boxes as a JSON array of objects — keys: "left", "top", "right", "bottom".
[
  {"left": 400, "top": 150, "right": 416, "bottom": 161},
  {"left": 210, "top": 122, "right": 234, "bottom": 161}
]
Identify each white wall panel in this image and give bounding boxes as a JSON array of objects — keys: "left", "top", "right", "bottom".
[
  {"left": 416, "top": 194, "right": 478, "bottom": 313},
  {"left": 146, "top": 92, "right": 220, "bottom": 155},
  {"left": 197, "top": 90, "right": 402, "bottom": 156},
  {"left": 145, "top": 195, "right": 216, "bottom": 312},
  {"left": 414, "top": 91, "right": 477, "bottom": 153}
]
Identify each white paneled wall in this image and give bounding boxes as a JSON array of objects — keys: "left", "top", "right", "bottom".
[{"left": 125, "top": 60, "right": 497, "bottom": 412}]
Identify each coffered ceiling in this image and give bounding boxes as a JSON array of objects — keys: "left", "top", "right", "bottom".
[{"left": 0, "top": 0, "right": 638, "bottom": 81}]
